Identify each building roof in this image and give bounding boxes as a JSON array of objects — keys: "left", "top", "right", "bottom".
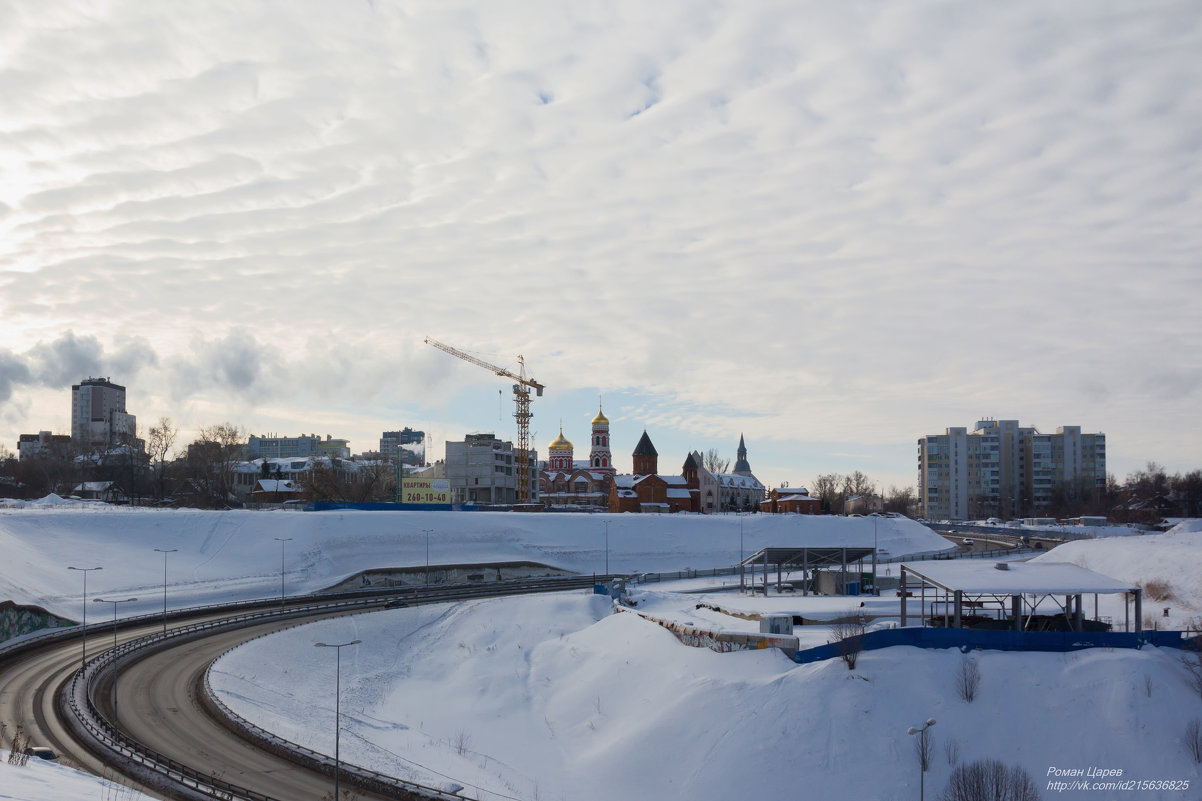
[
  {"left": 742, "top": 546, "right": 877, "bottom": 567},
  {"left": 901, "top": 561, "right": 1136, "bottom": 595},
  {"left": 632, "top": 430, "right": 658, "bottom": 457},
  {"left": 733, "top": 433, "right": 751, "bottom": 474}
]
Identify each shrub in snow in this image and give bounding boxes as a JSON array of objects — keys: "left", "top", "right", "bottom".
[
  {"left": 1140, "top": 578, "right": 1174, "bottom": 602},
  {"left": 939, "top": 758, "right": 1040, "bottom": 801},
  {"left": 956, "top": 656, "right": 981, "bottom": 703},
  {"left": 1187, "top": 719, "right": 1202, "bottom": 764},
  {"left": 828, "top": 614, "right": 866, "bottom": 671}
]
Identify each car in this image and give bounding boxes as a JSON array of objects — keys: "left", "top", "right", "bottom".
[
  {"left": 383, "top": 598, "right": 409, "bottom": 609},
  {"left": 25, "top": 746, "right": 57, "bottom": 762},
  {"left": 962, "top": 538, "right": 975, "bottom": 546}
]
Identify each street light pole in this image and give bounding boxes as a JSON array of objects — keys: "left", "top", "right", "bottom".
[
  {"left": 315, "top": 639, "right": 362, "bottom": 801},
  {"left": 274, "top": 537, "right": 291, "bottom": 607},
  {"left": 740, "top": 516, "right": 745, "bottom": 593},
  {"left": 153, "top": 548, "right": 177, "bottom": 634},
  {"left": 422, "top": 529, "right": 434, "bottom": 586},
  {"left": 67, "top": 566, "right": 102, "bottom": 669},
  {"left": 603, "top": 520, "right": 609, "bottom": 575},
  {"left": 94, "top": 596, "right": 137, "bottom": 724},
  {"left": 907, "top": 718, "right": 936, "bottom": 801}
]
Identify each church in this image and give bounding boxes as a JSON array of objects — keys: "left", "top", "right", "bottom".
[
  {"left": 537, "top": 404, "right": 616, "bottom": 510},
  {"left": 608, "top": 432, "right": 765, "bottom": 514}
]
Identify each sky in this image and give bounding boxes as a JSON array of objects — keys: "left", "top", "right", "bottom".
[{"left": 2, "top": 1, "right": 1201, "bottom": 492}]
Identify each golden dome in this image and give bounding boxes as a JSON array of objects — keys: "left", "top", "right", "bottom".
[
  {"left": 591, "top": 404, "right": 609, "bottom": 426},
  {"left": 548, "top": 428, "right": 573, "bottom": 451}
]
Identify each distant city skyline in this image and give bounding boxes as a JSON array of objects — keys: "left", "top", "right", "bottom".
[{"left": 3, "top": 2, "right": 1200, "bottom": 493}]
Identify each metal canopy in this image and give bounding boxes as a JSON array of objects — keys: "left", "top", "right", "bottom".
[{"left": 741, "top": 546, "right": 876, "bottom": 568}]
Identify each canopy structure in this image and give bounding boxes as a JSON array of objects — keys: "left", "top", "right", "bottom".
[
  {"left": 741, "top": 546, "right": 877, "bottom": 596},
  {"left": 900, "top": 560, "right": 1142, "bottom": 633}
]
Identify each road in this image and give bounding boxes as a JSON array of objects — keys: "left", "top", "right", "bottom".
[{"left": 2, "top": 576, "right": 600, "bottom": 800}]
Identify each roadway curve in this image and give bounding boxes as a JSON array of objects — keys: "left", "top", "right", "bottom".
[{"left": 1, "top": 576, "right": 601, "bottom": 800}]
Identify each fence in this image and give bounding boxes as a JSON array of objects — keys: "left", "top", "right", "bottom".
[{"left": 792, "top": 626, "right": 1194, "bottom": 664}]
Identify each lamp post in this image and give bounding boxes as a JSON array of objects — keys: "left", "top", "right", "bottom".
[
  {"left": 315, "top": 639, "right": 362, "bottom": 801},
  {"left": 740, "top": 515, "right": 745, "bottom": 592},
  {"left": 153, "top": 548, "right": 177, "bottom": 634},
  {"left": 94, "top": 596, "right": 137, "bottom": 724},
  {"left": 67, "top": 566, "right": 102, "bottom": 669},
  {"left": 907, "top": 718, "right": 936, "bottom": 801},
  {"left": 422, "top": 529, "right": 434, "bottom": 586},
  {"left": 274, "top": 537, "right": 291, "bottom": 607},
  {"left": 603, "top": 520, "right": 609, "bottom": 575}
]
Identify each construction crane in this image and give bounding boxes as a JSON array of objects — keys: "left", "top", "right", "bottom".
[{"left": 425, "top": 337, "right": 545, "bottom": 505}]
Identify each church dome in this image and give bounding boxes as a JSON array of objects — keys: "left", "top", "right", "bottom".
[
  {"left": 592, "top": 404, "right": 609, "bottom": 426},
  {"left": 548, "top": 429, "right": 574, "bottom": 451}
]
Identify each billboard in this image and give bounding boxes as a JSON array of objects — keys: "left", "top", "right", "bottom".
[{"left": 400, "top": 476, "right": 451, "bottom": 505}]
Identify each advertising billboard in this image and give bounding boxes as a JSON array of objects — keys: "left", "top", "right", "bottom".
[{"left": 400, "top": 476, "right": 451, "bottom": 505}]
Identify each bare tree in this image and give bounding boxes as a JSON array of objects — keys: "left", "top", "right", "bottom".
[
  {"left": 828, "top": 613, "right": 866, "bottom": 670},
  {"left": 1182, "top": 643, "right": 1202, "bottom": 700},
  {"left": 956, "top": 656, "right": 981, "bottom": 702},
  {"left": 940, "top": 759, "right": 1041, "bottom": 801},
  {"left": 884, "top": 485, "right": 916, "bottom": 516},
  {"left": 146, "top": 417, "right": 179, "bottom": 501},
  {"left": 1186, "top": 719, "right": 1202, "bottom": 764},
  {"left": 186, "top": 423, "right": 245, "bottom": 508},
  {"left": 843, "top": 470, "right": 875, "bottom": 499},
  {"left": 703, "top": 449, "right": 730, "bottom": 475},
  {"left": 811, "top": 473, "right": 844, "bottom": 514},
  {"left": 944, "top": 737, "right": 960, "bottom": 766}
]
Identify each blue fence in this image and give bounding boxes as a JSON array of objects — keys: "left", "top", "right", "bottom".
[
  {"left": 792, "top": 627, "right": 1193, "bottom": 664},
  {"left": 305, "top": 501, "right": 478, "bottom": 512}
]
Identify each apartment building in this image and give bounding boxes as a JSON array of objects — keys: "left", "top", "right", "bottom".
[
  {"left": 918, "top": 419, "right": 1105, "bottom": 520},
  {"left": 71, "top": 377, "right": 137, "bottom": 450},
  {"left": 444, "top": 433, "right": 538, "bottom": 505},
  {"left": 380, "top": 428, "right": 426, "bottom": 467}
]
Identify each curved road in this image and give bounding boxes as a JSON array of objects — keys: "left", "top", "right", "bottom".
[{"left": 3, "top": 576, "right": 601, "bottom": 799}]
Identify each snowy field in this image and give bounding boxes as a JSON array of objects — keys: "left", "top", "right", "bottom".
[
  {"left": 211, "top": 591, "right": 1202, "bottom": 801},
  {"left": 0, "top": 751, "right": 153, "bottom": 801},
  {"left": 0, "top": 501, "right": 952, "bottom": 621}
]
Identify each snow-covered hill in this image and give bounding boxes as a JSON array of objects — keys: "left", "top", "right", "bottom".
[{"left": 0, "top": 505, "right": 951, "bottom": 620}]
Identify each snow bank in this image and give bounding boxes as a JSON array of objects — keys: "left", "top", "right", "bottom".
[
  {"left": 0, "top": 751, "right": 154, "bottom": 800},
  {"left": 212, "top": 592, "right": 1202, "bottom": 801},
  {"left": 0, "top": 507, "right": 952, "bottom": 620}
]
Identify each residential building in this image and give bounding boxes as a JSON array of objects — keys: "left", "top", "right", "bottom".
[
  {"left": 246, "top": 433, "right": 349, "bottom": 460},
  {"left": 17, "top": 430, "right": 73, "bottom": 461},
  {"left": 380, "top": 428, "right": 426, "bottom": 467},
  {"left": 761, "top": 487, "right": 822, "bottom": 514},
  {"left": 71, "top": 377, "right": 137, "bottom": 450},
  {"left": 918, "top": 419, "right": 1106, "bottom": 520},
  {"left": 444, "top": 433, "right": 538, "bottom": 505}
]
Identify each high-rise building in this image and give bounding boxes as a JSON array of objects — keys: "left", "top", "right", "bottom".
[
  {"left": 918, "top": 419, "right": 1106, "bottom": 520},
  {"left": 380, "top": 428, "right": 426, "bottom": 467},
  {"left": 71, "top": 377, "right": 137, "bottom": 450}
]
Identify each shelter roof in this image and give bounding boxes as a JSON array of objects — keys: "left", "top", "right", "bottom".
[
  {"left": 742, "top": 546, "right": 876, "bottom": 567},
  {"left": 901, "top": 560, "right": 1136, "bottom": 595}
]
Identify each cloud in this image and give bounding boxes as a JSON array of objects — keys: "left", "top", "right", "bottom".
[
  {"left": 1, "top": 1, "right": 1201, "bottom": 482},
  {"left": 0, "top": 350, "right": 32, "bottom": 404}
]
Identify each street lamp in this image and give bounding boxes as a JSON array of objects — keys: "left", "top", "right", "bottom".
[
  {"left": 603, "top": 520, "right": 609, "bottom": 575},
  {"left": 740, "top": 516, "right": 745, "bottom": 592},
  {"left": 315, "top": 639, "right": 362, "bottom": 801},
  {"left": 67, "top": 566, "right": 102, "bottom": 669},
  {"left": 907, "top": 718, "right": 936, "bottom": 801},
  {"left": 94, "top": 596, "right": 138, "bottom": 724},
  {"left": 274, "top": 537, "right": 291, "bottom": 607},
  {"left": 422, "top": 529, "right": 434, "bottom": 586},
  {"left": 153, "top": 548, "right": 177, "bottom": 634}
]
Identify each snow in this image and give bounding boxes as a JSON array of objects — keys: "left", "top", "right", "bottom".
[
  {"left": 211, "top": 591, "right": 1202, "bottom": 801},
  {"left": 0, "top": 751, "right": 154, "bottom": 801},
  {"left": 902, "top": 560, "right": 1137, "bottom": 595},
  {"left": 0, "top": 506, "right": 952, "bottom": 621}
]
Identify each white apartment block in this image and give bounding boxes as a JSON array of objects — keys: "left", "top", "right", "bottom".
[
  {"left": 444, "top": 433, "right": 538, "bottom": 505},
  {"left": 71, "top": 377, "right": 137, "bottom": 450},
  {"left": 918, "top": 419, "right": 1105, "bottom": 520}
]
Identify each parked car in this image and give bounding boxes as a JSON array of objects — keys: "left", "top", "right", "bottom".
[{"left": 25, "top": 746, "right": 57, "bottom": 761}]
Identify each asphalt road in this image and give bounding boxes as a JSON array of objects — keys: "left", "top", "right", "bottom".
[{"left": 0, "top": 607, "right": 393, "bottom": 801}]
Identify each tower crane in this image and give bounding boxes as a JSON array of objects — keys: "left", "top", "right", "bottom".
[{"left": 425, "top": 337, "right": 545, "bottom": 505}]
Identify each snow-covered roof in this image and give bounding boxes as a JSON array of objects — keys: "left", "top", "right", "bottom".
[
  {"left": 666, "top": 488, "right": 692, "bottom": 499},
  {"left": 255, "top": 479, "right": 299, "bottom": 493},
  {"left": 902, "top": 560, "right": 1136, "bottom": 595}
]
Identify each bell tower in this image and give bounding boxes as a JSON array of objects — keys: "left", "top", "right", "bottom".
[{"left": 588, "top": 402, "right": 614, "bottom": 473}]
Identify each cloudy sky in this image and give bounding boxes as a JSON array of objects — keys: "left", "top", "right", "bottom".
[{"left": 2, "top": 1, "right": 1201, "bottom": 492}]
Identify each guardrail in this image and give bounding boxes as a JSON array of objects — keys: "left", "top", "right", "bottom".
[{"left": 58, "top": 575, "right": 603, "bottom": 800}]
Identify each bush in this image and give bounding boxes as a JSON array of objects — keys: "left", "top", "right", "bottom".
[
  {"left": 1141, "top": 579, "right": 1174, "bottom": 602},
  {"left": 956, "top": 657, "right": 981, "bottom": 703},
  {"left": 940, "top": 758, "right": 1040, "bottom": 801},
  {"left": 828, "top": 615, "right": 866, "bottom": 671},
  {"left": 1187, "top": 719, "right": 1202, "bottom": 764}
]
